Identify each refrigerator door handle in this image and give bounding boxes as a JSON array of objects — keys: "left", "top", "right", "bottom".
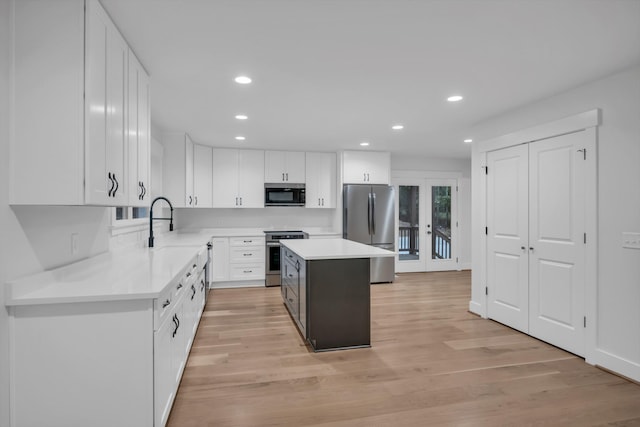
[
  {"left": 371, "top": 192, "right": 376, "bottom": 235},
  {"left": 367, "top": 192, "right": 372, "bottom": 235}
]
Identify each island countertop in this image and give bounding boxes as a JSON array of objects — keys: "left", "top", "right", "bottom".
[{"left": 280, "top": 238, "right": 395, "bottom": 260}]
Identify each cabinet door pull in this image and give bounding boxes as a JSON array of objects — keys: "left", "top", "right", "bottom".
[
  {"left": 112, "top": 174, "right": 119, "bottom": 197},
  {"left": 318, "top": 198, "right": 321, "bottom": 206},
  {"left": 186, "top": 272, "right": 191, "bottom": 278},
  {"left": 189, "top": 195, "right": 193, "bottom": 206},
  {"left": 286, "top": 173, "right": 289, "bottom": 181},
  {"left": 172, "top": 314, "right": 179, "bottom": 338},
  {"left": 195, "top": 196, "right": 198, "bottom": 206},
  {"left": 239, "top": 197, "right": 243, "bottom": 206},
  {"left": 321, "top": 198, "right": 324, "bottom": 206},
  {"left": 200, "top": 279, "right": 205, "bottom": 291},
  {"left": 282, "top": 173, "right": 285, "bottom": 181},
  {"left": 162, "top": 299, "right": 171, "bottom": 308},
  {"left": 191, "top": 284, "right": 196, "bottom": 300},
  {"left": 108, "top": 173, "right": 115, "bottom": 197},
  {"left": 142, "top": 182, "right": 146, "bottom": 200}
]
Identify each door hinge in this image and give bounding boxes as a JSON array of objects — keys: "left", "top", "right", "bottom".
[
  {"left": 456, "top": 257, "right": 459, "bottom": 263},
  {"left": 456, "top": 221, "right": 459, "bottom": 227},
  {"left": 584, "top": 316, "right": 586, "bottom": 328},
  {"left": 485, "top": 286, "right": 488, "bottom": 296},
  {"left": 456, "top": 185, "right": 459, "bottom": 192},
  {"left": 584, "top": 233, "right": 587, "bottom": 244},
  {"left": 577, "top": 148, "right": 587, "bottom": 160}
]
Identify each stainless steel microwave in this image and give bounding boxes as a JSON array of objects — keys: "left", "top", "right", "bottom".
[{"left": 264, "top": 183, "right": 306, "bottom": 206}]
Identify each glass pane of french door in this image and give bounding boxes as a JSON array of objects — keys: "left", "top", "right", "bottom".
[
  {"left": 431, "top": 186, "right": 452, "bottom": 260},
  {"left": 398, "top": 185, "right": 420, "bottom": 261},
  {"left": 426, "top": 179, "right": 458, "bottom": 272}
]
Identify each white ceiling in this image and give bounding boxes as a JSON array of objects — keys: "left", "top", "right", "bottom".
[{"left": 101, "top": 0, "right": 640, "bottom": 159}]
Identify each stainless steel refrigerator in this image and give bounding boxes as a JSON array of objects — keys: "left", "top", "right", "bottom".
[{"left": 343, "top": 184, "right": 395, "bottom": 283}]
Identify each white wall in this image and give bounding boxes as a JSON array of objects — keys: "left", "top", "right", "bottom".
[
  {"left": 175, "top": 207, "right": 336, "bottom": 231},
  {"left": 0, "top": 1, "right": 11, "bottom": 424},
  {"left": 470, "top": 64, "right": 640, "bottom": 381},
  {"left": 391, "top": 155, "right": 471, "bottom": 178}
]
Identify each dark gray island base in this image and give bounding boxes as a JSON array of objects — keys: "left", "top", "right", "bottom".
[
  {"left": 305, "top": 258, "right": 370, "bottom": 351},
  {"left": 280, "top": 238, "right": 394, "bottom": 352}
]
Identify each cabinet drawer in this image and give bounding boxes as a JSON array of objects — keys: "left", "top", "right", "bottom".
[
  {"left": 230, "top": 237, "right": 264, "bottom": 247},
  {"left": 283, "top": 284, "right": 298, "bottom": 318},
  {"left": 229, "top": 263, "right": 265, "bottom": 281},
  {"left": 230, "top": 246, "right": 264, "bottom": 263}
]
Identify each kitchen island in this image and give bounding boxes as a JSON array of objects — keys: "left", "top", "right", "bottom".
[{"left": 280, "top": 238, "right": 395, "bottom": 351}]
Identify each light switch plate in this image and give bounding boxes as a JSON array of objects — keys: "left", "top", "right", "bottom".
[{"left": 622, "top": 232, "right": 640, "bottom": 249}]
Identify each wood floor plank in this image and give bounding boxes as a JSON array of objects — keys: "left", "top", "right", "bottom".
[{"left": 167, "top": 271, "right": 640, "bottom": 426}]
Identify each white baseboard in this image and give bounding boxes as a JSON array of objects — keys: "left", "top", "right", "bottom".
[
  {"left": 468, "top": 300, "right": 483, "bottom": 316},
  {"left": 210, "top": 280, "right": 265, "bottom": 289},
  {"left": 591, "top": 348, "right": 640, "bottom": 383}
]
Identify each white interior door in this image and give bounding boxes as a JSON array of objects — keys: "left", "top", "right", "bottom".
[
  {"left": 425, "top": 179, "right": 458, "bottom": 272},
  {"left": 487, "top": 145, "right": 529, "bottom": 333},
  {"left": 528, "top": 132, "right": 586, "bottom": 356}
]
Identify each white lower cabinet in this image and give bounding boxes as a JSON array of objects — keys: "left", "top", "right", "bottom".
[
  {"left": 9, "top": 253, "right": 207, "bottom": 427},
  {"left": 211, "top": 236, "right": 266, "bottom": 287}
]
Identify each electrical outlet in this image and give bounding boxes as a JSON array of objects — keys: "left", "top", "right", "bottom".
[
  {"left": 71, "top": 233, "right": 79, "bottom": 255},
  {"left": 622, "top": 232, "right": 640, "bottom": 249}
]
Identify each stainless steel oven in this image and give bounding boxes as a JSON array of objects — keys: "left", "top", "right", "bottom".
[{"left": 265, "top": 230, "right": 308, "bottom": 286}]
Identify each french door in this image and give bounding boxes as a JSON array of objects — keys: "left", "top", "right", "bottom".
[
  {"left": 486, "top": 131, "right": 586, "bottom": 356},
  {"left": 394, "top": 178, "right": 458, "bottom": 273}
]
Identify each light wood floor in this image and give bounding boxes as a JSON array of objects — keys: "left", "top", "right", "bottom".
[{"left": 168, "top": 271, "right": 640, "bottom": 426}]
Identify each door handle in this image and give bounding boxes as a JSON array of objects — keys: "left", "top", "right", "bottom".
[{"left": 427, "top": 231, "right": 432, "bottom": 235}]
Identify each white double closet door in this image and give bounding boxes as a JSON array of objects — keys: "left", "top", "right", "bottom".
[{"left": 487, "top": 131, "right": 586, "bottom": 356}]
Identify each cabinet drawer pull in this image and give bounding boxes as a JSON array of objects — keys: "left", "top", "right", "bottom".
[
  {"left": 243, "top": 240, "right": 253, "bottom": 243},
  {"left": 243, "top": 270, "right": 253, "bottom": 273},
  {"left": 162, "top": 299, "right": 171, "bottom": 308},
  {"left": 243, "top": 253, "right": 252, "bottom": 256},
  {"left": 177, "top": 282, "right": 183, "bottom": 289}
]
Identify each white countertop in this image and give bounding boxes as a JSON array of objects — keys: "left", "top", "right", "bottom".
[
  {"left": 5, "top": 235, "right": 209, "bottom": 307},
  {"left": 281, "top": 238, "right": 395, "bottom": 260}
]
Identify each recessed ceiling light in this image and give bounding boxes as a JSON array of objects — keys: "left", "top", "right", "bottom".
[
  {"left": 235, "top": 136, "right": 246, "bottom": 141},
  {"left": 360, "top": 142, "right": 370, "bottom": 146},
  {"left": 464, "top": 139, "right": 473, "bottom": 143},
  {"left": 234, "top": 76, "right": 252, "bottom": 84},
  {"left": 235, "top": 114, "right": 248, "bottom": 120},
  {"left": 392, "top": 125, "right": 404, "bottom": 130},
  {"left": 447, "top": 95, "right": 463, "bottom": 102}
]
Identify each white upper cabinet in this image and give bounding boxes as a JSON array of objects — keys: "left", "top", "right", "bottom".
[
  {"left": 192, "top": 144, "right": 213, "bottom": 208},
  {"left": 185, "top": 135, "right": 195, "bottom": 207},
  {"left": 342, "top": 151, "right": 391, "bottom": 185},
  {"left": 162, "top": 134, "right": 214, "bottom": 208},
  {"left": 306, "top": 152, "right": 336, "bottom": 208},
  {"left": 127, "top": 51, "right": 151, "bottom": 207},
  {"left": 212, "top": 149, "right": 265, "bottom": 208},
  {"left": 10, "top": 0, "right": 150, "bottom": 206},
  {"left": 264, "top": 151, "right": 306, "bottom": 183}
]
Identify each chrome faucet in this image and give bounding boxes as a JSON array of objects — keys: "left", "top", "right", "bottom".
[{"left": 149, "top": 196, "right": 174, "bottom": 248}]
